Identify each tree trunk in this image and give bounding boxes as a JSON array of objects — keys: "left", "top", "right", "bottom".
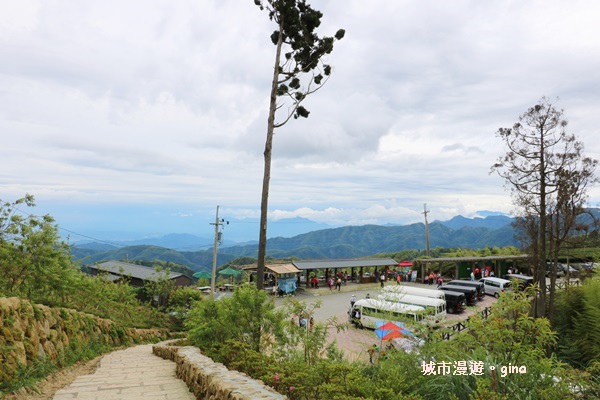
[
  {"left": 547, "top": 215, "right": 559, "bottom": 324},
  {"left": 537, "top": 127, "right": 548, "bottom": 318},
  {"left": 257, "top": 25, "right": 283, "bottom": 290}
]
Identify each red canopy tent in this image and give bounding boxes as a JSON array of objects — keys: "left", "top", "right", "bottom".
[{"left": 398, "top": 260, "right": 413, "bottom": 267}]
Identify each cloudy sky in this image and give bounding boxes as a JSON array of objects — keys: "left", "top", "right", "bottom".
[{"left": 2, "top": 0, "right": 600, "bottom": 242}]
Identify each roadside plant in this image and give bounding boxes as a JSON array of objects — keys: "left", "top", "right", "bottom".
[{"left": 185, "top": 285, "right": 287, "bottom": 353}]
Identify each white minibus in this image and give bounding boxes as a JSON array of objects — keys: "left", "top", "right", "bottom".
[
  {"left": 349, "top": 298, "right": 425, "bottom": 329},
  {"left": 378, "top": 292, "right": 446, "bottom": 322},
  {"left": 381, "top": 285, "right": 445, "bottom": 300}
]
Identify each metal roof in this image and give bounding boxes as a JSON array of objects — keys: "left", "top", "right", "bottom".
[
  {"left": 267, "top": 263, "right": 300, "bottom": 274},
  {"left": 91, "top": 260, "right": 184, "bottom": 282},
  {"left": 238, "top": 263, "right": 300, "bottom": 274},
  {"left": 293, "top": 258, "right": 399, "bottom": 270},
  {"left": 96, "top": 273, "right": 121, "bottom": 282},
  {"left": 414, "top": 255, "right": 529, "bottom": 264}
]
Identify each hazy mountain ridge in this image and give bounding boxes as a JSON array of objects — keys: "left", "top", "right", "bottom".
[
  {"left": 70, "top": 210, "right": 598, "bottom": 271},
  {"left": 437, "top": 215, "right": 513, "bottom": 230},
  {"left": 71, "top": 215, "right": 521, "bottom": 271},
  {"left": 71, "top": 245, "right": 236, "bottom": 272}
]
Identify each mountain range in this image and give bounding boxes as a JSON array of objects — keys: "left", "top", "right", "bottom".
[{"left": 71, "top": 213, "right": 522, "bottom": 271}]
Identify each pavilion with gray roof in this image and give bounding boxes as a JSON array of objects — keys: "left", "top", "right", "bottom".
[
  {"left": 413, "top": 255, "right": 530, "bottom": 282},
  {"left": 89, "top": 260, "right": 192, "bottom": 288},
  {"left": 293, "top": 258, "right": 399, "bottom": 285}
]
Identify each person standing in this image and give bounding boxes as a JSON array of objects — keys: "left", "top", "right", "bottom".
[
  {"left": 380, "top": 273, "right": 385, "bottom": 288},
  {"left": 368, "top": 344, "right": 377, "bottom": 364},
  {"left": 470, "top": 271, "right": 475, "bottom": 281},
  {"left": 350, "top": 294, "right": 357, "bottom": 307}
]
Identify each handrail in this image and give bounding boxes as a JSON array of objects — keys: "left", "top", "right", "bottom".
[{"left": 440, "top": 306, "right": 492, "bottom": 341}]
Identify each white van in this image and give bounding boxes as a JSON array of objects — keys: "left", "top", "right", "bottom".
[{"left": 479, "top": 277, "right": 512, "bottom": 298}]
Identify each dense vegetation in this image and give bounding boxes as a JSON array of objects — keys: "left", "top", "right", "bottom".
[
  {"left": 0, "top": 196, "right": 170, "bottom": 328},
  {"left": 3, "top": 195, "right": 599, "bottom": 398},
  {"left": 184, "top": 284, "right": 599, "bottom": 399},
  {"left": 0, "top": 196, "right": 191, "bottom": 395}
]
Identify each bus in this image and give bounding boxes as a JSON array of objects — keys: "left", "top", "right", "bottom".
[
  {"left": 378, "top": 292, "right": 446, "bottom": 322},
  {"left": 349, "top": 298, "right": 426, "bottom": 329},
  {"left": 381, "top": 285, "right": 445, "bottom": 300}
]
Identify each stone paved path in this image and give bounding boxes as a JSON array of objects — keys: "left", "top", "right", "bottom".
[{"left": 52, "top": 344, "right": 195, "bottom": 400}]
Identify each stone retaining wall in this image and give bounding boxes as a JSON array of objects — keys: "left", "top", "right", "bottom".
[
  {"left": 153, "top": 340, "right": 286, "bottom": 400},
  {"left": 0, "top": 297, "right": 169, "bottom": 387}
]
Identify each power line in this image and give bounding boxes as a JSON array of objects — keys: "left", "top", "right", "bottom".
[
  {"left": 2, "top": 200, "right": 207, "bottom": 250},
  {"left": 0, "top": 199, "right": 127, "bottom": 248}
]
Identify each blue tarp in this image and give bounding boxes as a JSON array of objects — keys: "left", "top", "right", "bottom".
[{"left": 278, "top": 278, "right": 297, "bottom": 294}]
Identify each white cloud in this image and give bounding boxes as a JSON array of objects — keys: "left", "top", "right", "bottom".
[{"left": 1, "top": 0, "right": 599, "bottom": 236}]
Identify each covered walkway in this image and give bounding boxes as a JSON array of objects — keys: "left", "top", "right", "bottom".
[
  {"left": 294, "top": 258, "right": 399, "bottom": 286},
  {"left": 414, "top": 255, "right": 530, "bottom": 282}
]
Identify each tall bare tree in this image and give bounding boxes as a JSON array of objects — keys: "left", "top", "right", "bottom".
[
  {"left": 253, "top": 0, "right": 344, "bottom": 289},
  {"left": 492, "top": 97, "right": 597, "bottom": 318}
]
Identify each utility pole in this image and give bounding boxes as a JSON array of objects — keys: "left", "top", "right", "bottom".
[
  {"left": 210, "top": 206, "right": 228, "bottom": 299},
  {"left": 422, "top": 203, "right": 430, "bottom": 257}
]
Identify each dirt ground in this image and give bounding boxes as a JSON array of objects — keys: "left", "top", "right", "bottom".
[{"left": 3, "top": 356, "right": 102, "bottom": 400}]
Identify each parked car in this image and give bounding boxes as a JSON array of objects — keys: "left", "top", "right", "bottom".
[
  {"left": 502, "top": 274, "right": 534, "bottom": 290},
  {"left": 545, "top": 263, "right": 564, "bottom": 278},
  {"left": 565, "top": 265, "right": 579, "bottom": 276},
  {"left": 442, "top": 290, "right": 467, "bottom": 314},
  {"left": 439, "top": 285, "right": 477, "bottom": 306},
  {"left": 447, "top": 280, "right": 485, "bottom": 300},
  {"left": 577, "top": 262, "right": 596, "bottom": 272},
  {"left": 480, "top": 277, "right": 512, "bottom": 298},
  {"left": 546, "top": 263, "right": 579, "bottom": 277}
]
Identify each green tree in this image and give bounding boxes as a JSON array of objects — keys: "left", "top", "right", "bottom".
[
  {"left": 253, "top": 0, "right": 344, "bottom": 289},
  {"left": 143, "top": 267, "right": 176, "bottom": 309},
  {"left": 282, "top": 298, "right": 345, "bottom": 365},
  {"left": 0, "top": 195, "right": 172, "bottom": 329},
  {"left": 553, "top": 277, "right": 600, "bottom": 370},
  {"left": 491, "top": 97, "right": 598, "bottom": 317},
  {"left": 422, "top": 287, "right": 586, "bottom": 399},
  {"left": 0, "top": 195, "right": 76, "bottom": 301},
  {"left": 186, "top": 285, "right": 286, "bottom": 353}
]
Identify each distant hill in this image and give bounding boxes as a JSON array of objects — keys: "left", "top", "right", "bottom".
[
  {"left": 70, "top": 245, "right": 236, "bottom": 272},
  {"left": 70, "top": 218, "right": 519, "bottom": 271},
  {"left": 437, "top": 215, "right": 514, "bottom": 230},
  {"left": 117, "top": 233, "right": 218, "bottom": 251},
  {"left": 219, "top": 221, "right": 519, "bottom": 259},
  {"left": 70, "top": 209, "right": 599, "bottom": 271}
]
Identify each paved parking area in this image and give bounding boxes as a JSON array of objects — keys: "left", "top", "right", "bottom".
[{"left": 277, "top": 281, "right": 498, "bottom": 361}]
